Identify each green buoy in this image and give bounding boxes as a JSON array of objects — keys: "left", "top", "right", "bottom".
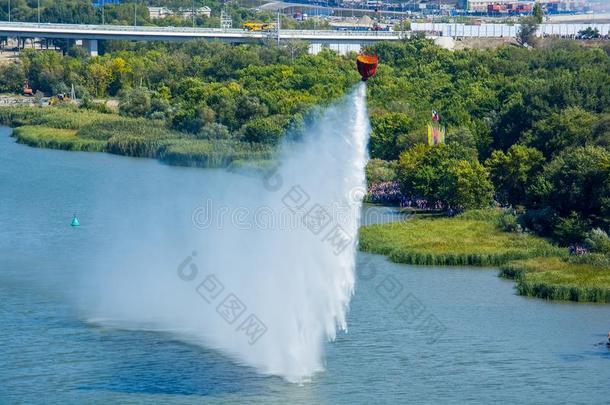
[{"left": 71, "top": 214, "right": 80, "bottom": 227}]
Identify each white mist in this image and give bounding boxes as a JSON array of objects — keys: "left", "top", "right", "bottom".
[{"left": 84, "top": 83, "right": 370, "bottom": 382}]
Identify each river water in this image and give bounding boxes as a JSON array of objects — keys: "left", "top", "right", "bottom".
[{"left": 1, "top": 126, "right": 609, "bottom": 404}]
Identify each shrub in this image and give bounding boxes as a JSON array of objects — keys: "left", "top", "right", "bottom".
[
  {"left": 552, "top": 212, "right": 591, "bottom": 245},
  {"left": 242, "top": 116, "right": 285, "bottom": 144},
  {"left": 119, "top": 88, "right": 152, "bottom": 117},
  {"left": 583, "top": 228, "right": 610, "bottom": 254},
  {"left": 366, "top": 159, "right": 398, "bottom": 186},
  {"left": 196, "top": 123, "right": 231, "bottom": 140},
  {"left": 498, "top": 211, "right": 522, "bottom": 233},
  {"left": 519, "top": 208, "right": 557, "bottom": 236}
]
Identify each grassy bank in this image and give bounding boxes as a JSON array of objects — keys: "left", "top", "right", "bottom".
[
  {"left": 500, "top": 257, "right": 610, "bottom": 303},
  {"left": 13, "top": 126, "right": 106, "bottom": 152},
  {"left": 359, "top": 211, "right": 564, "bottom": 267},
  {"left": 359, "top": 210, "right": 610, "bottom": 303},
  {"left": 0, "top": 106, "right": 274, "bottom": 168}
]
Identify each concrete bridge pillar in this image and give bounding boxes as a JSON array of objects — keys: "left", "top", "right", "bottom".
[{"left": 83, "top": 39, "right": 98, "bottom": 56}]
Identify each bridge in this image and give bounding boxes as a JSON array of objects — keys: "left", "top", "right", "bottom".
[
  {"left": 1, "top": 21, "right": 607, "bottom": 56},
  {"left": 0, "top": 22, "right": 404, "bottom": 55}
]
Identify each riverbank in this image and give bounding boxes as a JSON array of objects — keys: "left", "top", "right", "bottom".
[
  {"left": 359, "top": 210, "right": 610, "bottom": 303},
  {"left": 0, "top": 106, "right": 274, "bottom": 168},
  {"left": 500, "top": 257, "right": 610, "bottom": 303}
]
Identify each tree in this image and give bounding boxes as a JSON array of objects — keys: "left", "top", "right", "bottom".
[
  {"left": 516, "top": 17, "right": 539, "bottom": 47},
  {"left": 370, "top": 112, "right": 415, "bottom": 160},
  {"left": 87, "top": 61, "right": 111, "bottom": 97},
  {"left": 533, "top": 3, "right": 543, "bottom": 24},
  {"left": 577, "top": 27, "right": 601, "bottom": 40},
  {"left": 21, "top": 50, "right": 65, "bottom": 95},
  {"left": 366, "top": 159, "right": 398, "bottom": 185},
  {"left": 242, "top": 116, "right": 285, "bottom": 144},
  {"left": 398, "top": 143, "right": 493, "bottom": 210},
  {"left": 119, "top": 88, "right": 151, "bottom": 117},
  {"left": 485, "top": 145, "right": 545, "bottom": 206},
  {"left": 0, "top": 63, "right": 26, "bottom": 93},
  {"left": 525, "top": 107, "right": 596, "bottom": 157},
  {"left": 443, "top": 160, "right": 494, "bottom": 210},
  {"left": 196, "top": 123, "right": 231, "bottom": 140},
  {"left": 531, "top": 146, "right": 610, "bottom": 221},
  {"left": 235, "top": 94, "right": 268, "bottom": 125},
  {"left": 593, "top": 114, "right": 610, "bottom": 149}
]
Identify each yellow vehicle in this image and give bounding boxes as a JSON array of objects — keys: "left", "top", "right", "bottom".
[{"left": 243, "top": 22, "right": 276, "bottom": 31}]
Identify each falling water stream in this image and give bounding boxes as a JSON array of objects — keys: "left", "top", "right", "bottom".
[{"left": 84, "top": 83, "right": 371, "bottom": 382}]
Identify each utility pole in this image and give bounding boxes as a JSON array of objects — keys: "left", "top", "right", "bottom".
[
  {"left": 102, "top": 0, "right": 105, "bottom": 25},
  {"left": 134, "top": 0, "right": 137, "bottom": 27},
  {"left": 192, "top": 0, "right": 195, "bottom": 27},
  {"left": 8, "top": 0, "right": 11, "bottom": 23},
  {"left": 277, "top": 10, "right": 281, "bottom": 45},
  {"left": 37, "top": 0, "right": 40, "bottom": 24}
]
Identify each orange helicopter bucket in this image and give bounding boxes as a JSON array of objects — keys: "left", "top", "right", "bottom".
[{"left": 356, "top": 54, "right": 378, "bottom": 81}]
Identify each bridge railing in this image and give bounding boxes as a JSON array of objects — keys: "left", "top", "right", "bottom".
[{"left": 0, "top": 21, "right": 403, "bottom": 38}]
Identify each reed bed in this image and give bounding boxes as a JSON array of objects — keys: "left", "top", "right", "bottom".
[
  {"left": 0, "top": 106, "right": 110, "bottom": 129},
  {"left": 359, "top": 215, "right": 563, "bottom": 267},
  {"left": 1, "top": 106, "right": 276, "bottom": 167},
  {"left": 160, "top": 140, "right": 275, "bottom": 168},
  {"left": 500, "top": 257, "right": 610, "bottom": 303},
  {"left": 13, "top": 126, "right": 106, "bottom": 152}
]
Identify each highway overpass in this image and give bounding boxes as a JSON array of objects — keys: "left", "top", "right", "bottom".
[
  {"left": 1, "top": 22, "right": 607, "bottom": 56},
  {"left": 0, "top": 22, "right": 404, "bottom": 55}
]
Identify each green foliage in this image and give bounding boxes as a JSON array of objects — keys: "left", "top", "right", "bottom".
[
  {"left": 12, "top": 126, "right": 106, "bottom": 152},
  {"left": 370, "top": 112, "right": 416, "bottom": 160},
  {"left": 1, "top": 106, "right": 273, "bottom": 168},
  {"left": 577, "top": 27, "right": 601, "bottom": 40},
  {"left": 497, "top": 211, "right": 522, "bottom": 233},
  {"left": 0, "top": 63, "right": 26, "bottom": 94},
  {"left": 365, "top": 159, "right": 398, "bottom": 186},
  {"left": 119, "top": 88, "right": 151, "bottom": 118},
  {"left": 445, "top": 160, "right": 494, "bottom": 210},
  {"left": 397, "top": 143, "right": 492, "bottom": 210},
  {"left": 584, "top": 228, "right": 610, "bottom": 255},
  {"left": 552, "top": 212, "right": 591, "bottom": 245},
  {"left": 196, "top": 123, "right": 231, "bottom": 140},
  {"left": 242, "top": 116, "right": 286, "bottom": 145},
  {"left": 524, "top": 107, "right": 596, "bottom": 157},
  {"left": 160, "top": 140, "right": 274, "bottom": 168},
  {"left": 457, "top": 208, "right": 502, "bottom": 221},
  {"left": 567, "top": 252, "right": 610, "bottom": 267},
  {"left": 533, "top": 3, "right": 544, "bottom": 24},
  {"left": 11, "top": 41, "right": 356, "bottom": 147},
  {"left": 531, "top": 146, "right": 610, "bottom": 220},
  {"left": 359, "top": 213, "right": 563, "bottom": 267},
  {"left": 518, "top": 207, "right": 557, "bottom": 236},
  {"left": 516, "top": 17, "right": 539, "bottom": 47},
  {"left": 485, "top": 145, "right": 545, "bottom": 205},
  {"left": 500, "top": 257, "right": 610, "bottom": 303}
]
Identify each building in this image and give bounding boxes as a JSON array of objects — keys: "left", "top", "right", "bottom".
[
  {"left": 469, "top": 0, "right": 586, "bottom": 13},
  {"left": 468, "top": 0, "right": 534, "bottom": 12},
  {"left": 148, "top": 6, "right": 212, "bottom": 20},
  {"left": 148, "top": 7, "right": 173, "bottom": 19}
]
